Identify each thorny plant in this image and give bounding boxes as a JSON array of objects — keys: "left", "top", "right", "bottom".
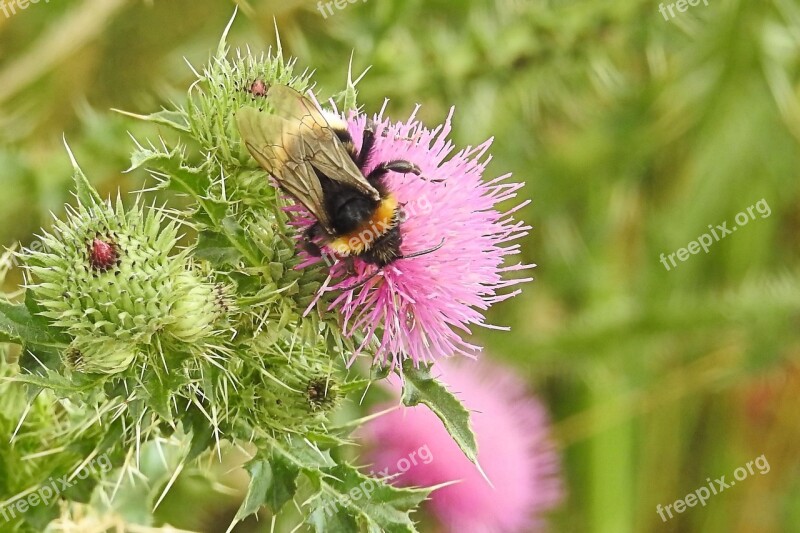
[{"left": 0, "top": 12, "right": 530, "bottom": 532}]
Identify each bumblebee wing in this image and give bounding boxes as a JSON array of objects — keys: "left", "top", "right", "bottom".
[
  {"left": 265, "top": 85, "right": 379, "bottom": 200},
  {"left": 237, "top": 106, "right": 334, "bottom": 232}
]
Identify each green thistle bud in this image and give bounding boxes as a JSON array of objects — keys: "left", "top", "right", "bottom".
[
  {"left": 306, "top": 376, "right": 339, "bottom": 412},
  {"left": 22, "top": 197, "right": 187, "bottom": 353},
  {"left": 65, "top": 338, "right": 138, "bottom": 375},
  {"left": 167, "top": 272, "right": 231, "bottom": 343},
  {"left": 187, "top": 43, "right": 312, "bottom": 168}
]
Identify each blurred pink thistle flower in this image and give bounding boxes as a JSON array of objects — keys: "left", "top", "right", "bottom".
[
  {"left": 297, "top": 105, "right": 532, "bottom": 368},
  {"left": 360, "top": 359, "right": 564, "bottom": 532}
]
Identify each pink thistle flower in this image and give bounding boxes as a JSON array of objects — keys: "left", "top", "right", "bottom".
[
  {"left": 297, "top": 105, "right": 532, "bottom": 368},
  {"left": 359, "top": 358, "right": 564, "bottom": 532}
]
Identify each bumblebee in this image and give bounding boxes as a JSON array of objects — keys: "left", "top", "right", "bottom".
[{"left": 236, "top": 84, "right": 441, "bottom": 267}]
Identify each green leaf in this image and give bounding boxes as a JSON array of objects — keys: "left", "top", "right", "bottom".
[
  {"left": 271, "top": 434, "right": 336, "bottom": 470},
  {"left": 129, "top": 145, "right": 205, "bottom": 193},
  {"left": 220, "top": 216, "right": 261, "bottom": 266},
  {"left": 195, "top": 230, "right": 243, "bottom": 266},
  {"left": 307, "top": 495, "right": 358, "bottom": 533},
  {"left": 401, "top": 360, "right": 479, "bottom": 465},
  {"left": 304, "top": 431, "right": 351, "bottom": 449},
  {"left": 128, "top": 145, "right": 228, "bottom": 224},
  {"left": 262, "top": 454, "right": 299, "bottom": 511},
  {"left": 139, "top": 368, "right": 189, "bottom": 423},
  {"left": 0, "top": 294, "right": 65, "bottom": 348},
  {"left": 307, "top": 464, "right": 431, "bottom": 533},
  {"left": 180, "top": 405, "right": 215, "bottom": 462},
  {"left": 234, "top": 453, "right": 299, "bottom": 522},
  {"left": 18, "top": 345, "right": 62, "bottom": 377},
  {"left": 9, "top": 370, "right": 101, "bottom": 396}
]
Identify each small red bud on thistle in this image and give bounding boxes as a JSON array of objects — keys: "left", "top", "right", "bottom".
[
  {"left": 89, "top": 238, "right": 118, "bottom": 271},
  {"left": 248, "top": 79, "right": 268, "bottom": 97}
]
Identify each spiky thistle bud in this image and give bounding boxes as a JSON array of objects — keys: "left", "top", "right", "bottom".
[
  {"left": 306, "top": 376, "right": 339, "bottom": 412},
  {"left": 65, "top": 338, "right": 138, "bottom": 375},
  {"left": 22, "top": 198, "right": 184, "bottom": 344},
  {"left": 20, "top": 197, "right": 232, "bottom": 373},
  {"left": 167, "top": 272, "right": 232, "bottom": 343},
  {"left": 189, "top": 44, "right": 312, "bottom": 168}
]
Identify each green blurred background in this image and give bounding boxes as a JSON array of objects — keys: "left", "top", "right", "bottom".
[{"left": 1, "top": 0, "right": 799, "bottom": 531}]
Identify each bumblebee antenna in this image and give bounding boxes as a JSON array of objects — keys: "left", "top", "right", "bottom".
[{"left": 398, "top": 238, "right": 445, "bottom": 260}]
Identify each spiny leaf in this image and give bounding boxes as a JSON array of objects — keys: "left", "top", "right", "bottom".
[
  {"left": 182, "top": 406, "right": 215, "bottom": 462},
  {"left": 195, "top": 230, "right": 244, "bottom": 267},
  {"left": 139, "top": 368, "right": 190, "bottom": 423},
  {"left": 271, "top": 434, "right": 336, "bottom": 470},
  {"left": 307, "top": 496, "right": 358, "bottom": 533},
  {"left": 233, "top": 452, "right": 299, "bottom": 523},
  {"left": 0, "top": 295, "right": 66, "bottom": 348},
  {"left": 8, "top": 370, "right": 101, "bottom": 396},
  {"left": 220, "top": 216, "right": 262, "bottom": 266},
  {"left": 401, "top": 360, "right": 479, "bottom": 465},
  {"left": 306, "top": 464, "right": 432, "bottom": 533}
]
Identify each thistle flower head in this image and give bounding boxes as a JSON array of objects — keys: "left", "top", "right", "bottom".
[
  {"left": 298, "top": 107, "right": 532, "bottom": 367},
  {"left": 361, "top": 359, "right": 564, "bottom": 532}
]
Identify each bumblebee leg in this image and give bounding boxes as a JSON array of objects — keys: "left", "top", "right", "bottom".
[
  {"left": 357, "top": 121, "right": 376, "bottom": 170},
  {"left": 373, "top": 160, "right": 445, "bottom": 184},
  {"left": 366, "top": 160, "right": 421, "bottom": 183},
  {"left": 341, "top": 256, "right": 359, "bottom": 277},
  {"left": 302, "top": 223, "right": 323, "bottom": 257}
]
